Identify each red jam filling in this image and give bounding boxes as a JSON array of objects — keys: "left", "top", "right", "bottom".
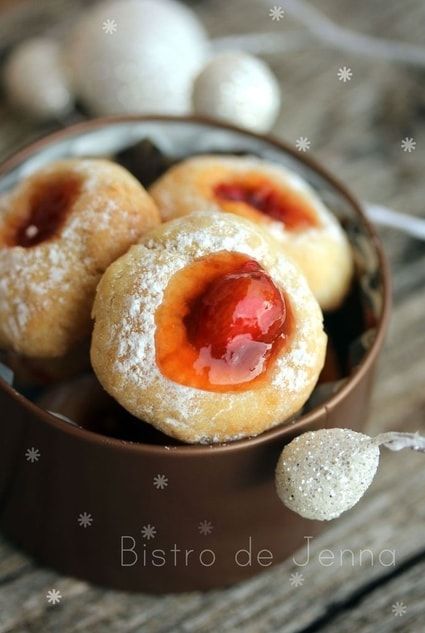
[
  {"left": 155, "top": 251, "right": 293, "bottom": 392},
  {"left": 12, "top": 173, "right": 82, "bottom": 248},
  {"left": 214, "top": 179, "right": 319, "bottom": 230}
]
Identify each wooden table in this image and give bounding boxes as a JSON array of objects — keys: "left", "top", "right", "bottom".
[{"left": 0, "top": 0, "right": 424, "bottom": 631}]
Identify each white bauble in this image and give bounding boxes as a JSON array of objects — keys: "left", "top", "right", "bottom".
[
  {"left": 66, "top": 0, "right": 209, "bottom": 115},
  {"left": 275, "top": 429, "right": 380, "bottom": 521},
  {"left": 276, "top": 428, "right": 425, "bottom": 521},
  {"left": 192, "top": 52, "right": 281, "bottom": 133},
  {"left": 3, "top": 38, "right": 73, "bottom": 120}
]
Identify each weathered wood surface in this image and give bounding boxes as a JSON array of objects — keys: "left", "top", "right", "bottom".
[{"left": 0, "top": 0, "right": 424, "bottom": 631}]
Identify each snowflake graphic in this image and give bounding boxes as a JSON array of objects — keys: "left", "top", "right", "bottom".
[
  {"left": 392, "top": 601, "right": 407, "bottom": 617},
  {"left": 401, "top": 137, "right": 416, "bottom": 153},
  {"left": 25, "top": 447, "right": 40, "bottom": 463},
  {"left": 141, "top": 524, "right": 157, "bottom": 540},
  {"left": 198, "top": 520, "right": 214, "bottom": 535},
  {"left": 289, "top": 572, "right": 305, "bottom": 587},
  {"left": 77, "top": 512, "right": 93, "bottom": 528},
  {"left": 102, "top": 18, "right": 117, "bottom": 35},
  {"left": 153, "top": 474, "right": 168, "bottom": 490},
  {"left": 295, "top": 137, "right": 311, "bottom": 152},
  {"left": 269, "top": 5, "right": 285, "bottom": 21},
  {"left": 46, "top": 589, "right": 62, "bottom": 605},
  {"left": 337, "top": 66, "right": 353, "bottom": 82}
]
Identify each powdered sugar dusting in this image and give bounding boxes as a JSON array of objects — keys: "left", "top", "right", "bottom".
[
  {"left": 151, "top": 155, "right": 353, "bottom": 311},
  {"left": 152, "top": 154, "right": 346, "bottom": 244},
  {"left": 0, "top": 159, "right": 148, "bottom": 356},
  {"left": 93, "top": 211, "right": 326, "bottom": 443}
]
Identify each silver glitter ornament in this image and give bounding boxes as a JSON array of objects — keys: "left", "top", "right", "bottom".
[
  {"left": 275, "top": 429, "right": 380, "bottom": 521},
  {"left": 275, "top": 429, "right": 425, "bottom": 521},
  {"left": 192, "top": 52, "right": 281, "bottom": 133}
]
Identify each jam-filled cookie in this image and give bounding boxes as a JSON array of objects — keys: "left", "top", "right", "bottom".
[
  {"left": 0, "top": 159, "right": 160, "bottom": 358},
  {"left": 91, "top": 211, "right": 327, "bottom": 444},
  {"left": 150, "top": 155, "right": 354, "bottom": 311}
]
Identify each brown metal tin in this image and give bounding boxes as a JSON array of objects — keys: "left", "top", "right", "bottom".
[{"left": 0, "top": 116, "right": 391, "bottom": 592}]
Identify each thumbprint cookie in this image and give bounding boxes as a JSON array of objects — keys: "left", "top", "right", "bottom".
[
  {"left": 91, "top": 211, "right": 327, "bottom": 444},
  {"left": 149, "top": 155, "right": 354, "bottom": 311},
  {"left": 0, "top": 159, "right": 160, "bottom": 358}
]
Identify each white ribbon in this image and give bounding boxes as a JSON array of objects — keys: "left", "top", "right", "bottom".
[
  {"left": 213, "top": 0, "right": 425, "bottom": 67},
  {"left": 365, "top": 204, "right": 425, "bottom": 240}
]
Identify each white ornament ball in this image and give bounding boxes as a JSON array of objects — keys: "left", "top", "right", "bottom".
[
  {"left": 66, "top": 0, "right": 209, "bottom": 115},
  {"left": 275, "top": 429, "right": 380, "bottom": 521},
  {"left": 3, "top": 38, "right": 73, "bottom": 120},
  {"left": 192, "top": 52, "right": 281, "bottom": 133}
]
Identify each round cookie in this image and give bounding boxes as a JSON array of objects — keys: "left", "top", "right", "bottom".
[
  {"left": 149, "top": 155, "right": 354, "bottom": 311},
  {"left": 0, "top": 158, "right": 160, "bottom": 358},
  {"left": 91, "top": 211, "right": 327, "bottom": 444}
]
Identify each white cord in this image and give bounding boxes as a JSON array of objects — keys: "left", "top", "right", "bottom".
[
  {"left": 376, "top": 432, "right": 425, "bottom": 453},
  {"left": 365, "top": 204, "right": 425, "bottom": 240},
  {"left": 213, "top": 0, "right": 425, "bottom": 67},
  {"left": 282, "top": 0, "right": 425, "bottom": 66}
]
